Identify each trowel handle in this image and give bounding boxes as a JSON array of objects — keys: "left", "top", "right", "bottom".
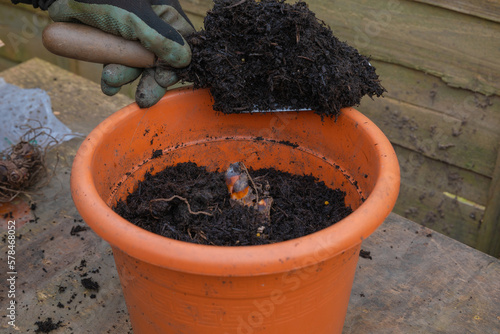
[{"left": 42, "top": 22, "right": 156, "bottom": 68}]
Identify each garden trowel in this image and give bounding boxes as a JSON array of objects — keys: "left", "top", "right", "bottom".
[{"left": 42, "top": 22, "right": 311, "bottom": 113}]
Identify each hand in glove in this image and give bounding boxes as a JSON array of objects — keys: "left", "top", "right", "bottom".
[{"left": 43, "top": 0, "right": 195, "bottom": 107}]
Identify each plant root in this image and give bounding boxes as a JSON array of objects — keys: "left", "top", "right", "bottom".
[
  {"left": 150, "top": 196, "right": 214, "bottom": 217},
  {"left": 0, "top": 127, "right": 59, "bottom": 202}
]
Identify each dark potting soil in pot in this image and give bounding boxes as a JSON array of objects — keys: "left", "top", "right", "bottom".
[
  {"left": 113, "top": 162, "right": 352, "bottom": 246},
  {"left": 176, "top": 0, "right": 385, "bottom": 117}
]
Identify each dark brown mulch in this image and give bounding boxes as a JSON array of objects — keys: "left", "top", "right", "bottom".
[
  {"left": 34, "top": 318, "right": 64, "bottom": 333},
  {"left": 113, "top": 162, "right": 352, "bottom": 246},
  {"left": 359, "top": 249, "right": 373, "bottom": 260},
  {"left": 81, "top": 277, "right": 100, "bottom": 292},
  {"left": 176, "top": 0, "right": 385, "bottom": 117}
]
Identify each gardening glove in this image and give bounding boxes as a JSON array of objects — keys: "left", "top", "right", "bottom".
[{"left": 45, "top": 0, "right": 195, "bottom": 108}]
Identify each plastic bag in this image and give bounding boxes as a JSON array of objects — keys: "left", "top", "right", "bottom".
[{"left": 0, "top": 77, "right": 79, "bottom": 152}]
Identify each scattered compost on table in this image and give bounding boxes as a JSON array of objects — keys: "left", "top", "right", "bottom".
[
  {"left": 70, "top": 224, "right": 89, "bottom": 236},
  {"left": 81, "top": 277, "right": 100, "bottom": 292},
  {"left": 113, "top": 162, "right": 352, "bottom": 246},
  {"left": 177, "top": 0, "right": 385, "bottom": 116},
  {"left": 34, "top": 317, "right": 64, "bottom": 333},
  {"left": 359, "top": 249, "right": 373, "bottom": 260}
]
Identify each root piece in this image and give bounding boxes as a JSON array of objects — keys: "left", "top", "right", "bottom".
[{"left": 150, "top": 195, "right": 213, "bottom": 217}]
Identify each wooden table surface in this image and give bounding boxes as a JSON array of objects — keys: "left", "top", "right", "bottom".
[{"left": 1, "top": 59, "right": 499, "bottom": 334}]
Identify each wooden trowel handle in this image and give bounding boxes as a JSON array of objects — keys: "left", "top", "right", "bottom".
[{"left": 42, "top": 22, "right": 156, "bottom": 68}]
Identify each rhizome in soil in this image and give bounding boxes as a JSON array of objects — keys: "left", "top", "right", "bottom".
[
  {"left": 113, "top": 162, "right": 353, "bottom": 246},
  {"left": 177, "top": 0, "right": 385, "bottom": 117}
]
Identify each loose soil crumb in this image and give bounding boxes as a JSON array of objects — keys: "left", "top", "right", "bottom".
[
  {"left": 81, "top": 277, "right": 100, "bottom": 292},
  {"left": 113, "top": 162, "right": 352, "bottom": 246},
  {"left": 151, "top": 149, "right": 163, "bottom": 159},
  {"left": 360, "top": 249, "right": 372, "bottom": 260},
  {"left": 34, "top": 318, "right": 63, "bottom": 333},
  {"left": 177, "top": 0, "right": 385, "bottom": 117},
  {"left": 70, "top": 225, "right": 88, "bottom": 236}
]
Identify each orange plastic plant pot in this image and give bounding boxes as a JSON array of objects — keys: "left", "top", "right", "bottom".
[{"left": 71, "top": 87, "right": 400, "bottom": 334}]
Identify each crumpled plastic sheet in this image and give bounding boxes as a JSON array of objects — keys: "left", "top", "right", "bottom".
[{"left": 0, "top": 77, "right": 80, "bottom": 152}]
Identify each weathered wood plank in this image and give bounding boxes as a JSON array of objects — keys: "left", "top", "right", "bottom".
[
  {"left": 360, "top": 61, "right": 500, "bottom": 244},
  {"left": 308, "top": 0, "right": 500, "bottom": 96},
  {"left": 396, "top": 185, "right": 482, "bottom": 248},
  {"left": 180, "top": 0, "right": 213, "bottom": 17},
  {"left": 393, "top": 145, "right": 487, "bottom": 248},
  {"left": 411, "top": 0, "right": 500, "bottom": 24},
  {"left": 395, "top": 144, "right": 490, "bottom": 207},
  {"left": 358, "top": 93, "right": 499, "bottom": 178},
  {"left": 346, "top": 214, "right": 500, "bottom": 333},
  {"left": 369, "top": 60, "right": 500, "bottom": 136},
  {"left": 477, "top": 144, "right": 500, "bottom": 257},
  {"left": 0, "top": 56, "right": 17, "bottom": 72}
]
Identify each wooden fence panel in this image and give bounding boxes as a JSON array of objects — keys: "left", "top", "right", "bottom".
[
  {"left": 411, "top": 0, "right": 500, "bottom": 23},
  {"left": 478, "top": 147, "right": 500, "bottom": 256},
  {"left": 308, "top": 0, "right": 500, "bottom": 96},
  {"left": 359, "top": 93, "right": 499, "bottom": 178},
  {"left": 393, "top": 145, "right": 489, "bottom": 248},
  {"left": 368, "top": 60, "right": 500, "bottom": 135}
]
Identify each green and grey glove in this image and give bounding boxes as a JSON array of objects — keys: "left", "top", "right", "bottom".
[{"left": 16, "top": 0, "right": 195, "bottom": 107}]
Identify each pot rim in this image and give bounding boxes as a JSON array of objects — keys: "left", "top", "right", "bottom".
[{"left": 70, "top": 88, "right": 400, "bottom": 276}]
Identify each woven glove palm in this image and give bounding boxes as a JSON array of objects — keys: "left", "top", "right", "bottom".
[{"left": 48, "top": 0, "right": 195, "bottom": 107}]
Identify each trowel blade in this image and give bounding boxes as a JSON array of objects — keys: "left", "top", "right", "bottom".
[{"left": 246, "top": 108, "right": 313, "bottom": 113}]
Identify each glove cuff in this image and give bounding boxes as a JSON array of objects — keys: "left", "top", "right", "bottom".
[{"left": 11, "top": 0, "right": 56, "bottom": 10}]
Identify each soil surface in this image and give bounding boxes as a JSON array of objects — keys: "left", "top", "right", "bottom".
[
  {"left": 113, "top": 162, "right": 352, "bottom": 246},
  {"left": 177, "top": 0, "right": 385, "bottom": 117}
]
